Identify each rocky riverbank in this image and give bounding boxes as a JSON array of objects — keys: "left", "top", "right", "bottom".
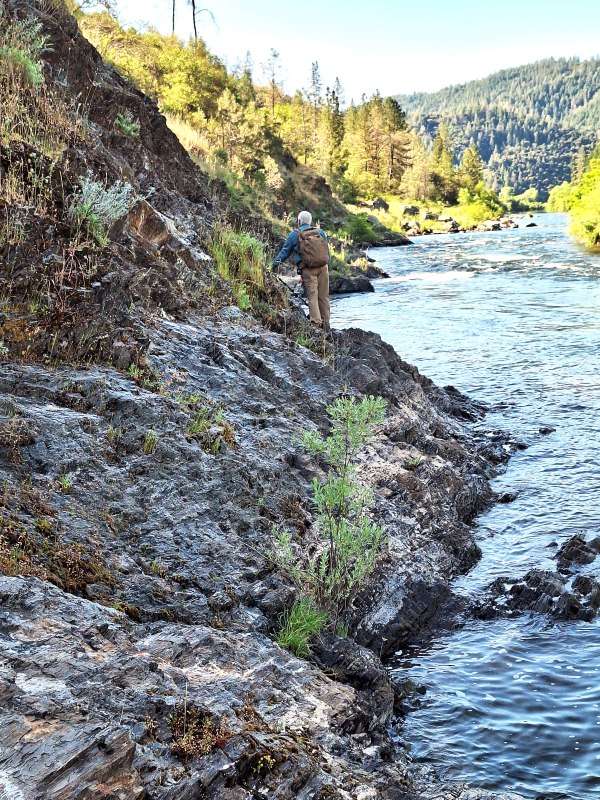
[{"left": 0, "top": 3, "right": 526, "bottom": 798}]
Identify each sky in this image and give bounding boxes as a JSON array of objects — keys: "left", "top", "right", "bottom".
[{"left": 114, "top": 0, "right": 600, "bottom": 101}]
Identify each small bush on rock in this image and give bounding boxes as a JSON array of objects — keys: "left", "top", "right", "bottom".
[
  {"left": 69, "top": 176, "right": 134, "bottom": 246},
  {"left": 115, "top": 110, "right": 140, "bottom": 138},
  {"left": 143, "top": 430, "right": 158, "bottom": 455},
  {"left": 182, "top": 395, "right": 236, "bottom": 454},
  {"left": 169, "top": 704, "right": 231, "bottom": 761},
  {"left": 275, "top": 395, "right": 387, "bottom": 640},
  {"left": 343, "top": 213, "right": 377, "bottom": 245},
  {"left": 0, "top": 9, "right": 48, "bottom": 88},
  {"left": 0, "top": 45, "right": 43, "bottom": 88}
]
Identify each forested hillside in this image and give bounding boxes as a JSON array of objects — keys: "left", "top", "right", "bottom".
[
  {"left": 398, "top": 58, "right": 600, "bottom": 199},
  {"left": 76, "top": 10, "right": 516, "bottom": 240}
]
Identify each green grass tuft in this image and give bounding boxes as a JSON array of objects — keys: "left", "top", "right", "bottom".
[{"left": 276, "top": 598, "right": 328, "bottom": 658}]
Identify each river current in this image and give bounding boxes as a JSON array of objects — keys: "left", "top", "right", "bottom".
[{"left": 331, "top": 213, "right": 600, "bottom": 799}]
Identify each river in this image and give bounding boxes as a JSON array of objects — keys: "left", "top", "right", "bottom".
[{"left": 331, "top": 212, "right": 600, "bottom": 800}]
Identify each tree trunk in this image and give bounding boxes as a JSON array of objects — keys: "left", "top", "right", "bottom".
[
  {"left": 172, "top": 0, "right": 175, "bottom": 34},
  {"left": 191, "top": 0, "right": 198, "bottom": 41}
]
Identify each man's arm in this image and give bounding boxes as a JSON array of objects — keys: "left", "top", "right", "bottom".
[{"left": 273, "top": 230, "right": 298, "bottom": 269}]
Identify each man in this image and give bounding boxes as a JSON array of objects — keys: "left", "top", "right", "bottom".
[{"left": 273, "top": 210, "right": 331, "bottom": 332}]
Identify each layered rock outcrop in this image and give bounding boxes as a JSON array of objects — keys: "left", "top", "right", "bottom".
[{"left": 0, "top": 3, "right": 523, "bottom": 798}]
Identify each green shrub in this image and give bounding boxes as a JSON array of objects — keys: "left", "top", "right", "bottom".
[
  {"left": 0, "top": 12, "right": 48, "bottom": 89},
  {"left": 343, "top": 214, "right": 377, "bottom": 244},
  {"left": 570, "top": 183, "right": 600, "bottom": 250},
  {"left": 115, "top": 110, "right": 140, "bottom": 138},
  {"left": 233, "top": 283, "right": 252, "bottom": 311},
  {"left": 455, "top": 182, "right": 506, "bottom": 225},
  {"left": 69, "top": 177, "right": 134, "bottom": 246},
  {"left": 274, "top": 395, "right": 387, "bottom": 630},
  {"left": 277, "top": 597, "right": 327, "bottom": 658}
]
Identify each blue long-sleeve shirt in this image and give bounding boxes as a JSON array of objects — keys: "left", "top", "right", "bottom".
[{"left": 273, "top": 224, "right": 328, "bottom": 270}]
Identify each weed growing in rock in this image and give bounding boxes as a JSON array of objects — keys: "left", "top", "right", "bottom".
[
  {"left": 274, "top": 395, "right": 387, "bottom": 637},
  {"left": 294, "top": 332, "right": 311, "bottom": 349},
  {"left": 143, "top": 430, "right": 158, "bottom": 455},
  {"left": 182, "top": 395, "right": 236, "bottom": 454},
  {"left": 404, "top": 454, "right": 424, "bottom": 471},
  {"left": 115, "top": 110, "right": 140, "bottom": 138},
  {"left": 106, "top": 425, "right": 123, "bottom": 446},
  {"left": 209, "top": 226, "right": 266, "bottom": 311},
  {"left": 0, "top": 9, "right": 48, "bottom": 89},
  {"left": 169, "top": 703, "right": 231, "bottom": 761},
  {"left": 143, "top": 716, "right": 159, "bottom": 740},
  {"left": 69, "top": 176, "right": 134, "bottom": 247},
  {"left": 0, "top": 507, "right": 113, "bottom": 594},
  {"left": 34, "top": 517, "right": 53, "bottom": 534},
  {"left": 150, "top": 559, "right": 167, "bottom": 577},
  {"left": 0, "top": 4, "right": 85, "bottom": 157},
  {"left": 0, "top": 418, "right": 33, "bottom": 453},
  {"left": 127, "top": 363, "right": 165, "bottom": 393},
  {"left": 276, "top": 597, "right": 327, "bottom": 658},
  {"left": 56, "top": 473, "right": 72, "bottom": 492}
]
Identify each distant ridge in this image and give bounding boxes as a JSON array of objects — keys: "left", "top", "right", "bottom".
[{"left": 397, "top": 57, "right": 600, "bottom": 198}]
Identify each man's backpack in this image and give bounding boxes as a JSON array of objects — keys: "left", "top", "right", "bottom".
[{"left": 297, "top": 227, "right": 329, "bottom": 269}]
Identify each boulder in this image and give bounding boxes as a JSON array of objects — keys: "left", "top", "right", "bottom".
[
  {"left": 372, "top": 197, "right": 390, "bottom": 211},
  {"left": 329, "top": 273, "right": 375, "bottom": 294},
  {"left": 479, "top": 220, "right": 502, "bottom": 232},
  {"left": 556, "top": 534, "right": 600, "bottom": 571}
]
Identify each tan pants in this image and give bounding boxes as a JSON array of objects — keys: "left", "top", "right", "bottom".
[{"left": 302, "top": 265, "right": 330, "bottom": 326}]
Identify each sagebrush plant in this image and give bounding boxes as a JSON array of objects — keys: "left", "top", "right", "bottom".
[
  {"left": 274, "top": 395, "right": 387, "bottom": 638},
  {"left": 0, "top": 8, "right": 48, "bottom": 87},
  {"left": 69, "top": 177, "right": 134, "bottom": 246}
]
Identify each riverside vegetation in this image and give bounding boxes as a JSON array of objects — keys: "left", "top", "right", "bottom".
[
  {"left": 275, "top": 395, "right": 387, "bottom": 654},
  {"left": 547, "top": 144, "right": 600, "bottom": 250},
  {"left": 0, "top": 2, "right": 575, "bottom": 799}
]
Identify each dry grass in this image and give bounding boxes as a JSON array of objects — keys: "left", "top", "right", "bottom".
[
  {"left": 0, "top": 510, "right": 114, "bottom": 593},
  {"left": 169, "top": 703, "right": 231, "bottom": 761}
]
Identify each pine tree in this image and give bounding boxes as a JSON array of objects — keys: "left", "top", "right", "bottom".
[
  {"left": 315, "top": 87, "right": 345, "bottom": 182},
  {"left": 458, "top": 143, "right": 484, "bottom": 190},
  {"left": 430, "top": 122, "right": 457, "bottom": 202}
]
